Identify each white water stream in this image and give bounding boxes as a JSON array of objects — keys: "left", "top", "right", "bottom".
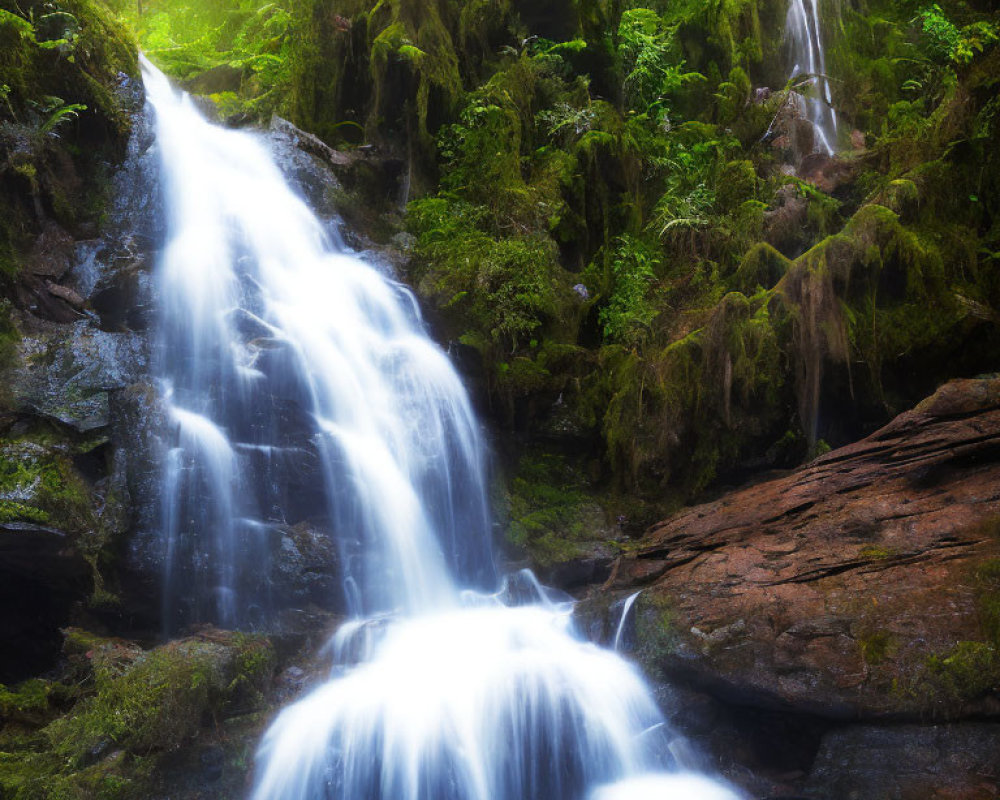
[
  {"left": 785, "top": 0, "right": 839, "bottom": 154},
  {"left": 142, "top": 55, "right": 739, "bottom": 800}
]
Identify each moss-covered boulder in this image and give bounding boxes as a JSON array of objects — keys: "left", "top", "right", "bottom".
[
  {"left": 601, "top": 378, "right": 1000, "bottom": 719},
  {"left": 0, "top": 628, "right": 275, "bottom": 799}
]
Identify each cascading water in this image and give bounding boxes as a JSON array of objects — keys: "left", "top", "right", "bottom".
[
  {"left": 145, "top": 56, "right": 493, "bottom": 629},
  {"left": 143, "top": 55, "right": 739, "bottom": 800},
  {"left": 785, "top": 0, "right": 839, "bottom": 154}
]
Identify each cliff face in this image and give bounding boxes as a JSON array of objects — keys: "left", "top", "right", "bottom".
[{"left": 585, "top": 376, "right": 1000, "bottom": 797}]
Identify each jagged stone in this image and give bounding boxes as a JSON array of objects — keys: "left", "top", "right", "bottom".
[{"left": 7, "top": 314, "right": 148, "bottom": 433}]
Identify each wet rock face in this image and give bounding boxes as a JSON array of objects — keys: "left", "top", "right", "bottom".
[
  {"left": 0, "top": 101, "right": 164, "bottom": 675},
  {"left": 268, "top": 116, "right": 348, "bottom": 233},
  {"left": 803, "top": 723, "right": 1000, "bottom": 800},
  {"left": 606, "top": 376, "right": 1000, "bottom": 719},
  {"left": 270, "top": 520, "right": 340, "bottom": 607},
  {"left": 10, "top": 315, "right": 148, "bottom": 433},
  {"left": 113, "top": 382, "right": 168, "bottom": 623}
]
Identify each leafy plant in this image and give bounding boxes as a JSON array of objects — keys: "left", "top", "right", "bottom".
[
  {"left": 135, "top": 0, "right": 295, "bottom": 114},
  {"left": 917, "top": 4, "right": 998, "bottom": 64},
  {"left": 618, "top": 9, "right": 703, "bottom": 117},
  {"left": 37, "top": 99, "right": 87, "bottom": 135},
  {"left": 599, "top": 235, "right": 659, "bottom": 349}
]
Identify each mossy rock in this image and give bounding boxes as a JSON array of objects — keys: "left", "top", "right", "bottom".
[
  {"left": 47, "top": 631, "right": 274, "bottom": 763},
  {"left": 503, "top": 449, "right": 618, "bottom": 568},
  {"left": 0, "top": 440, "right": 94, "bottom": 533},
  {"left": 0, "top": 628, "right": 275, "bottom": 799},
  {"left": 735, "top": 242, "right": 791, "bottom": 293}
]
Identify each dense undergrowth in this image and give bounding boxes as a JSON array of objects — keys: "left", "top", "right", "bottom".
[
  {"left": 220, "top": 0, "right": 998, "bottom": 524},
  {"left": 0, "top": 0, "right": 137, "bottom": 271}
]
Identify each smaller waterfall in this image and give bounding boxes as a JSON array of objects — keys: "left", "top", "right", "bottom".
[
  {"left": 785, "top": 0, "right": 839, "bottom": 155},
  {"left": 613, "top": 590, "right": 642, "bottom": 652}
]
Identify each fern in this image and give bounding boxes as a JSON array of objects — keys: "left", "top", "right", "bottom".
[{"left": 39, "top": 102, "right": 87, "bottom": 135}]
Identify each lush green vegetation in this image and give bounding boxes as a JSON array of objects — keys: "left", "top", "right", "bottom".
[
  {"left": 0, "top": 0, "right": 138, "bottom": 368},
  {"left": 0, "top": 1, "right": 997, "bottom": 793},
  {"left": 357, "top": 0, "right": 999, "bottom": 504},
  {"left": 19, "top": 0, "right": 978, "bottom": 547}
]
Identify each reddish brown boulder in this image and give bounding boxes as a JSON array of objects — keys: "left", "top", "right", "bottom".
[{"left": 602, "top": 376, "right": 1000, "bottom": 721}]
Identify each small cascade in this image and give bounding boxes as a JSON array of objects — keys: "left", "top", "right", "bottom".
[
  {"left": 613, "top": 590, "right": 642, "bottom": 652},
  {"left": 142, "top": 55, "right": 739, "bottom": 800},
  {"left": 256, "top": 602, "right": 679, "bottom": 800},
  {"left": 785, "top": 0, "right": 839, "bottom": 155}
]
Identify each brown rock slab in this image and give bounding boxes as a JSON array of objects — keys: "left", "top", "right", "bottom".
[{"left": 604, "top": 377, "right": 1000, "bottom": 720}]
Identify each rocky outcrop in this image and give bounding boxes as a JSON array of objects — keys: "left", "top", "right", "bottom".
[
  {"left": 10, "top": 314, "right": 147, "bottom": 432},
  {"left": 0, "top": 92, "right": 163, "bottom": 678},
  {"left": 587, "top": 376, "right": 1000, "bottom": 796},
  {"left": 0, "top": 99, "right": 363, "bottom": 680}
]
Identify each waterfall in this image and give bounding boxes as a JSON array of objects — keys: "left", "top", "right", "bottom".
[
  {"left": 785, "top": 0, "right": 839, "bottom": 155},
  {"left": 145, "top": 55, "right": 493, "bottom": 628},
  {"left": 142, "top": 56, "right": 738, "bottom": 800},
  {"left": 614, "top": 590, "right": 642, "bottom": 652}
]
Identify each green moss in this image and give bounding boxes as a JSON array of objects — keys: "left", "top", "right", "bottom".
[
  {"left": 0, "top": 743, "right": 151, "bottom": 800},
  {"left": 975, "top": 558, "right": 1000, "bottom": 646},
  {"left": 634, "top": 590, "right": 680, "bottom": 679},
  {"left": 0, "top": 499, "right": 50, "bottom": 524},
  {"left": 599, "top": 285, "right": 788, "bottom": 495},
  {"left": 0, "top": 633, "right": 185, "bottom": 799},
  {"left": 859, "top": 544, "right": 895, "bottom": 561},
  {"left": 0, "top": 630, "right": 278, "bottom": 799},
  {"left": 0, "top": 680, "right": 60, "bottom": 725},
  {"left": 920, "top": 640, "right": 999, "bottom": 706},
  {"left": 504, "top": 450, "right": 613, "bottom": 567},
  {"left": 227, "top": 632, "right": 275, "bottom": 708},
  {"left": 859, "top": 630, "right": 895, "bottom": 666},
  {"left": 716, "top": 158, "right": 757, "bottom": 211},
  {"left": 0, "top": 444, "right": 93, "bottom": 533},
  {"left": 45, "top": 633, "right": 273, "bottom": 764},
  {"left": 0, "top": 0, "right": 137, "bottom": 292},
  {"left": 878, "top": 556, "right": 1000, "bottom": 716}
]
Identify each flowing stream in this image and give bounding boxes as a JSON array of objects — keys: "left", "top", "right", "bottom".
[
  {"left": 142, "top": 56, "right": 738, "bottom": 800},
  {"left": 785, "top": 0, "right": 839, "bottom": 154}
]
